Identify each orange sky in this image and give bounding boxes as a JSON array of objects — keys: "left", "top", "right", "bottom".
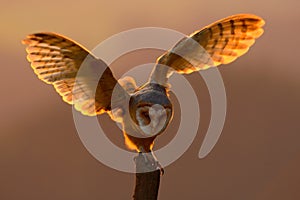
[{"left": 1, "top": 1, "right": 300, "bottom": 199}]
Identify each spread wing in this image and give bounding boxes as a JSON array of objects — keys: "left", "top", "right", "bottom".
[
  {"left": 22, "top": 32, "right": 127, "bottom": 116},
  {"left": 151, "top": 14, "right": 265, "bottom": 84}
]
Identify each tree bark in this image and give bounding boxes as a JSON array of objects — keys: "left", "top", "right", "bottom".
[{"left": 133, "top": 153, "right": 161, "bottom": 200}]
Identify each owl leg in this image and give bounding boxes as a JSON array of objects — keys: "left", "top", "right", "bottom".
[
  {"left": 124, "top": 133, "right": 164, "bottom": 174},
  {"left": 149, "top": 151, "right": 164, "bottom": 175},
  {"left": 136, "top": 147, "right": 164, "bottom": 175}
]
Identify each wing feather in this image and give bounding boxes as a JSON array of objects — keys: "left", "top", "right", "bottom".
[
  {"left": 156, "top": 14, "right": 265, "bottom": 74},
  {"left": 22, "top": 32, "right": 122, "bottom": 116}
]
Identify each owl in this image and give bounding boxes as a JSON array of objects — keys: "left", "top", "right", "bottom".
[{"left": 22, "top": 14, "right": 265, "bottom": 161}]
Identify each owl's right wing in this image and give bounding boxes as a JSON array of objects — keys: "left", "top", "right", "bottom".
[
  {"left": 150, "top": 14, "right": 265, "bottom": 85},
  {"left": 23, "top": 32, "right": 128, "bottom": 116}
]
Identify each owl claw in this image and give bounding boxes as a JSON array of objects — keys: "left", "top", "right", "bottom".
[
  {"left": 145, "top": 152, "right": 164, "bottom": 175},
  {"left": 134, "top": 151, "right": 164, "bottom": 175},
  {"left": 157, "top": 162, "right": 164, "bottom": 176}
]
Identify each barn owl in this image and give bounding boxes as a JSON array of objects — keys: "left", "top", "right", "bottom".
[{"left": 22, "top": 14, "right": 265, "bottom": 163}]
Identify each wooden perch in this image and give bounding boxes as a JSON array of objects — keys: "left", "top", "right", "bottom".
[{"left": 133, "top": 153, "right": 161, "bottom": 200}]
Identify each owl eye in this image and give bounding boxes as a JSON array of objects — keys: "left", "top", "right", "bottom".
[
  {"left": 135, "top": 106, "right": 152, "bottom": 126},
  {"left": 141, "top": 111, "right": 151, "bottom": 125}
]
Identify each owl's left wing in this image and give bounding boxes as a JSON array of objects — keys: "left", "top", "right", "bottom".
[
  {"left": 23, "top": 32, "right": 127, "bottom": 116},
  {"left": 150, "top": 14, "right": 265, "bottom": 85}
]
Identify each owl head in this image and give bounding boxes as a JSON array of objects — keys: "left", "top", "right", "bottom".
[{"left": 129, "top": 83, "right": 173, "bottom": 137}]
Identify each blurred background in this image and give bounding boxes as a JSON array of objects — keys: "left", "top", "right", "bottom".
[{"left": 1, "top": 0, "right": 300, "bottom": 199}]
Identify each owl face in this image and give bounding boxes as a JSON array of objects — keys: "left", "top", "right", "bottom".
[
  {"left": 135, "top": 104, "right": 172, "bottom": 136},
  {"left": 128, "top": 83, "right": 173, "bottom": 137}
]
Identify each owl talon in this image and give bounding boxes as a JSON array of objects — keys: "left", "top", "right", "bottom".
[
  {"left": 157, "top": 162, "right": 164, "bottom": 176},
  {"left": 134, "top": 151, "right": 164, "bottom": 175},
  {"left": 146, "top": 152, "right": 164, "bottom": 175}
]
